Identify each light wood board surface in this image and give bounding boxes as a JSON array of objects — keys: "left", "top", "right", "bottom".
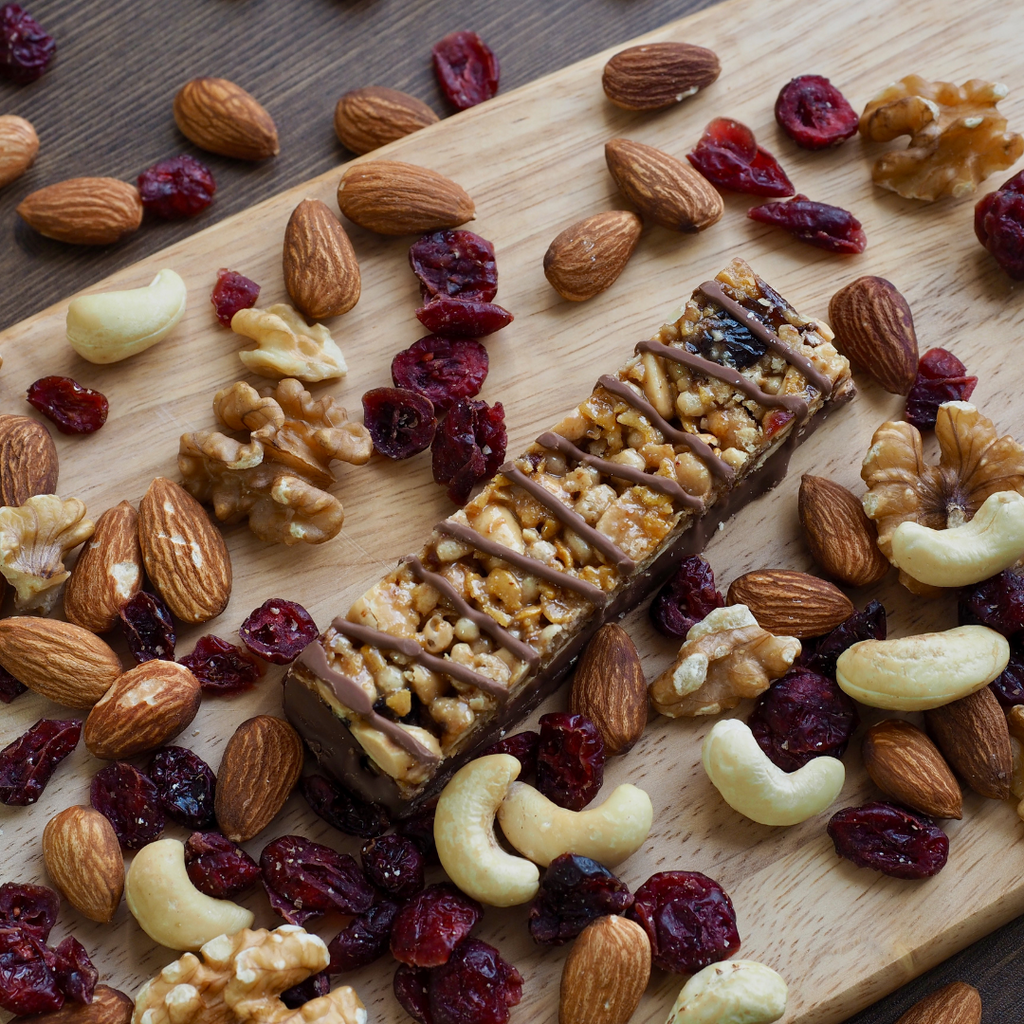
[{"left": 3, "top": 0, "right": 1024, "bottom": 1021}]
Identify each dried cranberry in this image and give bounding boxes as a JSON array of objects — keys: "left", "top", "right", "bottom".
[
  {"left": 184, "top": 831, "right": 260, "bottom": 899},
  {"left": 137, "top": 155, "right": 216, "bottom": 220},
  {"left": 975, "top": 169, "right": 1024, "bottom": 279},
  {"left": 528, "top": 854, "right": 633, "bottom": 945},
  {"left": 649, "top": 555, "right": 724, "bottom": 638},
  {"left": 0, "top": 719, "right": 81, "bottom": 806},
  {"left": 26, "top": 377, "right": 108, "bottom": 435},
  {"left": 415, "top": 297, "right": 513, "bottom": 338},
  {"left": 802, "top": 600, "right": 887, "bottom": 679},
  {"left": 390, "top": 884, "right": 482, "bottom": 968},
  {"left": 0, "top": 885, "right": 59, "bottom": 942},
  {"left": 629, "top": 871, "right": 740, "bottom": 974},
  {"left": 396, "top": 800, "right": 439, "bottom": 863},
  {"left": 775, "top": 75, "right": 859, "bottom": 150},
  {"left": 431, "top": 398, "right": 506, "bottom": 505},
  {"left": 432, "top": 31, "right": 499, "bottom": 110},
  {"left": 749, "top": 195, "right": 866, "bottom": 254},
  {"left": 536, "top": 712, "right": 605, "bottom": 811},
  {"left": 52, "top": 938, "right": 96, "bottom": 1005},
  {"left": 0, "top": 926, "right": 62, "bottom": 1015},
  {"left": 392, "top": 336, "right": 489, "bottom": 414},
  {"left": 410, "top": 230, "right": 498, "bottom": 302},
  {"left": 211, "top": 269, "right": 260, "bottom": 327},
  {"left": 428, "top": 938, "right": 522, "bottom": 1024},
  {"left": 149, "top": 746, "right": 216, "bottom": 829},
  {"left": 748, "top": 667, "right": 859, "bottom": 772},
  {"left": 394, "top": 964, "right": 433, "bottom": 1024},
  {"left": 904, "top": 348, "right": 978, "bottom": 430},
  {"left": 959, "top": 572, "right": 1024, "bottom": 705},
  {"left": 280, "top": 971, "right": 329, "bottom": 1010},
  {"left": 119, "top": 591, "right": 175, "bottom": 663},
  {"left": 362, "top": 834, "right": 424, "bottom": 899},
  {"left": 90, "top": 762, "right": 164, "bottom": 849},
  {"left": 302, "top": 774, "right": 391, "bottom": 839},
  {"left": 0, "top": 665, "right": 26, "bottom": 704},
  {"left": 687, "top": 118, "right": 795, "bottom": 197},
  {"left": 328, "top": 900, "right": 400, "bottom": 974},
  {"left": 238, "top": 598, "right": 318, "bottom": 665},
  {"left": 990, "top": 647, "right": 1024, "bottom": 706},
  {"left": 483, "top": 731, "right": 539, "bottom": 778},
  {"left": 363, "top": 387, "right": 437, "bottom": 461},
  {"left": 827, "top": 802, "right": 949, "bottom": 879},
  {"left": 180, "top": 635, "right": 264, "bottom": 696},
  {"left": 0, "top": 4, "right": 55, "bottom": 83},
  {"left": 260, "top": 835, "right": 375, "bottom": 926}
]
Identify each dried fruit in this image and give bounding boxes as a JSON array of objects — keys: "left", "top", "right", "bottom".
[
  {"left": 0, "top": 4, "right": 55, "bottom": 83},
  {"left": 150, "top": 746, "right": 217, "bottom": 829},
  {"left": 26, "top": 377, "right": 109, "bottom": 435},
  {"left": 431, "top": 397, "right": 506, "bottom": 505},
  {"left": 90, "top": 762, "right": 165, "bottom": 849},
  {"left": 119, "top": 591, "right": 175, "bottom": 663},
  {"left": 137, "top": 155, "right": 216, "bottom": 220},
  {"left": 775, "top": 75, "right": 859, "bottom": 149},
  {"left": 180, "top": 635, "right": 263, "bottom": 696},
  {"left": 726, "top": 569, "right": 854, "bottom": 638},
  {"left": 361, "top": 834, "right": 424, "bottom": 899},
  {"left": 0, "top": 719, "right": 81, "bottom": 806},
  {"left": 0, "top": 884, "right": 58, "bottom": 941},
  {"left": 827, "top": 801, "right": 949, "bottom": 878},
  {"left": 536, "top": 712, "right": 605, "bottom": 811},
  {"left": 904, "top": 348, "right": 977, "bottom": 430},
  {"left": 0, "top": 414, "right": 58, "bottom": 507},
  {"left": 409, "top": 229, "right": 497, "bottom": 302},
  {"left": 602, "top": 42, "right": 720, "bottom": 111},
  {"left": 649, "top": 555, "right": 723, "bottom": 638},
  {"left": 328, "top": 899, "right": 400, "bottom": 974},
  {"left": 173, "top": 77, "right": 279, "bottom": 161},
  {"left": 396, "top": 800, "right": 438, "bottom": 862},
  {"left": 279, "top": 971, "right": 329, "bottom": 1011},
  {"left": 301, "top": 773, "right": 390, "bottom": 838},
  {"left": 16, "top": 178, "right": 144, "bottom": 246},
  {"left": 482, "top": 732, "right": 539, "bottom": 777},
  {"left": 239, "top": 598, "right": 319, "bottom": 664},
  {"left": 432, "top": 31, "right": 499, "bottom": 110},
  {"left": 333, "top": 86, "right": 439, "bottom": 155},
  {"left": 363, "top": 387, "right": 436, "bottom": 460},
  {"left": 976, "top": 169, "right": 1024, "bottom": 279},
  {"left": 802, "top": 600, "right": 887, "bottom": 679},
  {"left": 0, "top": 666, "right": 26, "bottom": 703},
  {"left": 211, "top": 269, "right": 260, "bottom": 327},
  {"left": 415, "top": 297, "right": 513, "bottom": 338},
  {"left": 0, "top": 114, "right": 38, "bottom": 188},
  {"left": 0, "top": 927, "right": 63, "bottom": 1014},
  {"left": 748, "top": 194, "right": 866, "bottom": 253},
  {"left": 959, "top": 570, "right": 1024, "bottom": 637},
  {"left": 183, "top": 831, "right": 260, "bottom": 899},
  {"left": 393, "top": 964, "right": 432, "bottom": 1024},
  {"left": 390, "top": 884, "right": 482, "bottom": 968},
  {"left": 391, "top": 336, "right": 489, "bottom": 414},
  {"left": 428, "top": 938, "right": 522, "bottom": 1024},
  {"left": 528, "top": 853, "right": 633, "bottom": 945},
  {"left": 42, "top": 807, "right": 124, "bottom": 923},
  {"left": 51, "top": 937, "right": 96, "bottom": 1005},
  {"left": 688, "top": 118, "right": 795, "bottom": 196},
  {"left": 543, "top": 210, "right": 643, "bottom": 302}
]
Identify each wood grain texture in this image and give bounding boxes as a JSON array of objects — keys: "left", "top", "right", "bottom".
[{"left": 1, "top": 1, "right": 1024, "bottom": 1023}]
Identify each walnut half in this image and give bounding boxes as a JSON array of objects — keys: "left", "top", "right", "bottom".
[{"left": 232, "top": 304, "right": 348, "bottom": 382}]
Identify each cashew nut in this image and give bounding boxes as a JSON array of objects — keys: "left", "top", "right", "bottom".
[
  {"left": 890, "top": 490, "right": 1024, "bottom": 588},
  {"left": 701, "top": 719, "right": 844, "bottom": 826},
  {"left": 66, "top": 268, "right": 187, "bottom": 364},
  {"left": 835, "top": 625, "right": 1009, "bottom": 711},
  {"left": 125, "top": 838, "right": 254, "bottom": 951},
  {"left": 434, "top": 754, "right": 540, "bottom": 907},
  {"left": 497, "top": 781, "right": 653, "bottom": 867},
  {"left": 667, "top": 960, "right": 788, "bottom": 1024}
]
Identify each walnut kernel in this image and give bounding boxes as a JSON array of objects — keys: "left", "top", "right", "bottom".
[{"left": 231, "top": 304, "right": 348, "bottom": 382}]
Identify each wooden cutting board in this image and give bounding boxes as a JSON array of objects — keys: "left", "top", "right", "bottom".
[{"left": 3, "top": 0, "right": 1024, "bottom": 1020}]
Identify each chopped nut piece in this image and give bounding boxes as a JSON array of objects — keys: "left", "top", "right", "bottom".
[{"left": 231, "top": 304, "right": 347, "bottom": 382}]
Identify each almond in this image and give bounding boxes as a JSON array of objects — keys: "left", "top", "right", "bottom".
[
  {"left": 828, "top": 276, "right": 919, "bottom": 395},
  {"left": 862, "top": 719, "right": 962, "bottom": 819},
  {"left": 602, "top": 42, "right": 721, "bottom": 111},
  {"left": 0, "top": 617, "right": 121, "bottom": 707},
  {"left": 283, "top": 198, "right": 361, "bottom": 320},
  {"left": 84, "top": 660, "right": 201, "bottom": 759},
  {"left": 559, "top": 915, "right": 651, "bottom": 1024},
  {"left": 42, "top": 806, "right": 124, "bottom": 923},
  {"left": 17, "top": 177, "right": 143, "bottom": 246},
  {"left": 895, "top": 982, "right": 981, "bottom": 1024},
  {"left": 63, "top": 500, "right": 142, "bottom": 633},
  {"left": 543, "top": 210, "right": 643, "bottom": 302},
  {"left": 337, "top": 159, "right": 475, "bottom": 236},
  {"left": 924, "top": 686, "right": 1012, "bottom": 800},
  {"left": 17, "top": 986, "right": 134, "bottom": 1024},
  {"left": 0, "top": 414, "right": 58, "bottom": 506},
  {"left": 571, "top": 623, "right": 648, "bottom": 755},
  {"left": 216, "top": 715, "right": 304, "bottom": 842},
  {"left": 334, "top": 86, "right": 439, "bottom": 155},
  {"left": 0, "top": 114, "right": 40, "bottom": 189},
  {"left": 1008, "top": 703, "right": 1024, "bottom": 742},
  {"left": 139, "top": 477, "right": 232, "bottom": 624},
  {"left": 726, "top": 569, "right": 854, "bottom": 638},
  {"left": 605, "top": 138, "right": 723, "bottom": 233},
  {"left": 173, "top": 77, "right": 279, "bottom": 161},
  {"left": 799, "top": 474, "right": 889, "bottom": 587}
]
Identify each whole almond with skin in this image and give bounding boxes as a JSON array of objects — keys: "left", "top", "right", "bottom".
[
  {"left": 895, "top": 982, "right": 981, "bottom": 1024},
  {"left": 0, "top": 414, "right": 58, "bottom": 505},
  {"left": 337, "top": 159, "right": 475, "bottom": 235},
  {"left": 139, "top": 477, "right": 232, "bottom": 624},
  {"left": 605, "top": 138, "right": 723, "bottom": 233},
  {"left": 799, "top": 475, "right": 889, "bottom": 587},
  {"left": 174, "top": 77, "right": 278, "bottom": 161},
  {"left": 863, "top": 719, "right": 962, "bottom": 818},
  {"left": 544, "top": 210, "right": 643, "bottom": 302},
  {"left": 925, "top": 686, "right": 1012, "bottom": 799},
  {"left": 17, "top": 177, "right": 143, "bottom": 245},
  {"left": 571, "top": 623, "right": 648, "bottom": 755},
  {"left": 0, "top": 114, "right": 40, "bottom": 189},
  {"left": 0, "top": 618, "right": 121, "bottom": 707},
  {"left": 602, "top": 42, "right": 721, "bottom": 111},
  {"left": 216, "top": 715, "right": 304, "bottom": 842},
  {"left": 334, "top": 86, "right": 439, "bottom": 155},
  {"left": 283, "top": 198, "right": 361, "bottom": 320},
  {"left": 64, "top": 501, "right": 142, "bottom": 633},
  {"left": 17, "top": 986, "right": 134, "bottom": 1024},
  {"left": 726, "top": 569, "right": 854, "bottom": 639},
  {"left": 43, "top": 806, "right": 124, "bottom": 923},
  {"left": 559, "top": 915, "right": 651, "bottom": 1024},
  {"left": 828, "top": 277, "right": 919, "bottom": 395}
]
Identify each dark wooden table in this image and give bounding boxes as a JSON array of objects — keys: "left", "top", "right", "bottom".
[{"left": 1, "top": 1, "right": 1022, "bottom": 1021}]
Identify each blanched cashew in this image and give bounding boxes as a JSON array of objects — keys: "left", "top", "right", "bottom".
[
  {"left": 835, "top": 625, "right": 1009, "bottom": 711},
  {"left": 434, "top": 754, "right": 540, "bottom": 907},
  {"left": 701, "top": 719, "right": 844, "bottom": 826},
  {"left": 125, "top": 838, "right": 254, "bottom": 951},
  {"left": 497, "top": 781, "right": 653, "bottom": 867},
  {"left": 890, "top": 490, "right": 1024, "bottom": 587},
  {"left": 667, "top": 960, "right": 788, "bottom": 1024},
  {"left": 67, "top": 268, "right": 187, "bottom": 364}
]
